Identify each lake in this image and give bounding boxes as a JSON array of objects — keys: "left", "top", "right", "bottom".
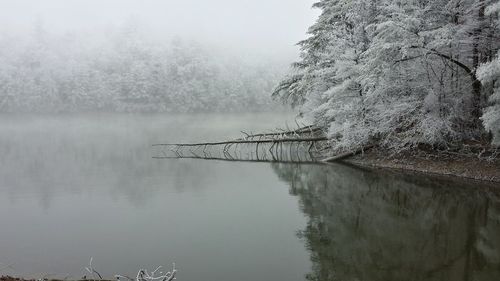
[{"left": 0, "top": 114, "right": 499, "bottom": 281}]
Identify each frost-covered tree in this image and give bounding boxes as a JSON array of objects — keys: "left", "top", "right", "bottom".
[
  {"left": 0, "top": 23, "right": 286, "bottom": 113},
  {"left": 479, "top": 1, "right": 500, "bottom": 145},
  {"left": 275, "top": 0, "right": 500, "bottom": 151}
]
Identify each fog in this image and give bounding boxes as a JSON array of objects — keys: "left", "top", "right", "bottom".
[
  {"left": 0, "top": 0, "right": 319, "bottom": 57},
  {"left": 0, "top": 0, "right": 319, "bottom": 113},
  {"left": 0, "top": 113, "right": 311, "bottom": 280},
  {"left": 1, "top": 1, "right": 500, "bottom": 280},
  {"left": 2, "top": 113, "right": 499, "bottom": 280}
]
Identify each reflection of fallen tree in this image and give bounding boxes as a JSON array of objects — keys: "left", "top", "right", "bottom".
[
  {"left": 152, "top": 125, "right": 373, "bottom": 163},
  {"left": 153, "top": 125, "right": 330, "bottom": 162},
  {"left": 153, "top": 155, "right": 319, "bottom": 164},
  {"left": 151, "top": 124, "right": 500, "bottom": 183}
]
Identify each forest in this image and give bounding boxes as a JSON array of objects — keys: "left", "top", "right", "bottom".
[
  {"left": 274, "top": 0, "right": 500, "bottom": 150},
  {"left": 1, "top": 1, "right": 500, "bottom": 281},
  {"left": 0, "top": 22, "right": 286, "bottom": 113}
]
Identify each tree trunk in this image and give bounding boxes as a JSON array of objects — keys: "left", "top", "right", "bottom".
[{"left": 471, "top": 1, "right": 486, "bottom": 131}]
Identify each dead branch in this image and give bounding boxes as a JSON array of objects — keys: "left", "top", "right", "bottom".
[
  {"left": 238, "top": 125, "right": 322, "bottom": 140},
  {"left": 153, "top": 155, "right": 318, "bottom": 164},
  {"left": 152, "top": 136, "right": 328, "bottom": 147}
]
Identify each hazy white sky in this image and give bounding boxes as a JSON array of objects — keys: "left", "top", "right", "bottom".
[{"left": 0, "top": 0, "right": 319, "bottom": 56}]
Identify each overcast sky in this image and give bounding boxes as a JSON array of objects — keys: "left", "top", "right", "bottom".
[{"left": 0, "top": 0, "right": 319, "bottom": 57}]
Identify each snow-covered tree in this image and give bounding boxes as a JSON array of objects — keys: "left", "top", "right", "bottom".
[
  {"left": 479, "top": 1, "right": 500, "bottom": 145},
  {"left": 0, "top": 23, "right": 286, "bottom": 113},
  {"left": 275, "top": 0, "right": 500, "bottom": 151}
]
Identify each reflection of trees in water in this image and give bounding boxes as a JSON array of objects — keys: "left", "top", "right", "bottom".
[
  {"left": 0, "top": 141, "right": 214, "bottom": 208},
  {"left": 0, "top": 115, "right": 214, "bottom": 208},
  {"left": 272, "top": 163, "right": 500, "bottom": 281},
  {"left": 0, "top": 113, "right": 291, "bottom": 208}
]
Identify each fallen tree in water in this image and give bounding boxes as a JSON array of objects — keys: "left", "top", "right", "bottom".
[
  {"left": 321, "top": 145, "right": 375, "bottom": 162},
  {"left": 153, "top": 125, "right": 325, "bottom": 162},
  {"left": 152, "top": 124, "right": 500, "bottom": 183},
  {"left": 152, "top": 136, "right": 328, "bottom": 147},
  {"left": 152, "top": 125, "right": 375, "bottom": 163}
]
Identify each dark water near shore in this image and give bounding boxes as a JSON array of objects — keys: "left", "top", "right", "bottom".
[{"left": 0, "top": 114, "right": 499, "bottom": 281}]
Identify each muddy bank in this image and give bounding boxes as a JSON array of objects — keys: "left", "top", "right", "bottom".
[{"left": 343, "top": 148, "right": 500, "bottom": 183}]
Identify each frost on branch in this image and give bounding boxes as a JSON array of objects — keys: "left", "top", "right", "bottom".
[
  {"left": 128, "top": 264, "right": 177, "bottom": 281},
  {"left": 84, "top": 258, "right": 177, "bottom": 281},
  {"left": 478, "top": 1, "right": 500, "bottom": 145},
  {"left": 274, "top": 0, "right": 500, "bottom": 151}
]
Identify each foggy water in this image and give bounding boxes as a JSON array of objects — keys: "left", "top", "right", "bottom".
[{"left": 0, "top": 114, "right": 499, "bottom": 281}]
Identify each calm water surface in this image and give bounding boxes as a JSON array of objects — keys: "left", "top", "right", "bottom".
[{"left": 0, "top": 114, "right": 499, "bottom": 281}]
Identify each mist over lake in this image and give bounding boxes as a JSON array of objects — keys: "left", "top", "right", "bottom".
[
  {"left": 1, "top": 0, "right": 500, "bottom": 281},
  {"left": 1, "top": 114, "right": 499, "bottom": 281}
]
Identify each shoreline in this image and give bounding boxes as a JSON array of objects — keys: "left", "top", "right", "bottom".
[
  {"left": 342, "top": 149, "right": 500, "bottom": 184},
  {"left": 1, "top": 277, "right": 114, "bottom": 281}
]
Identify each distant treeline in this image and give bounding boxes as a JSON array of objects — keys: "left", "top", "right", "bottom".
[{"left": 0, "top": 23, "right": 286, "bottom": 113}]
